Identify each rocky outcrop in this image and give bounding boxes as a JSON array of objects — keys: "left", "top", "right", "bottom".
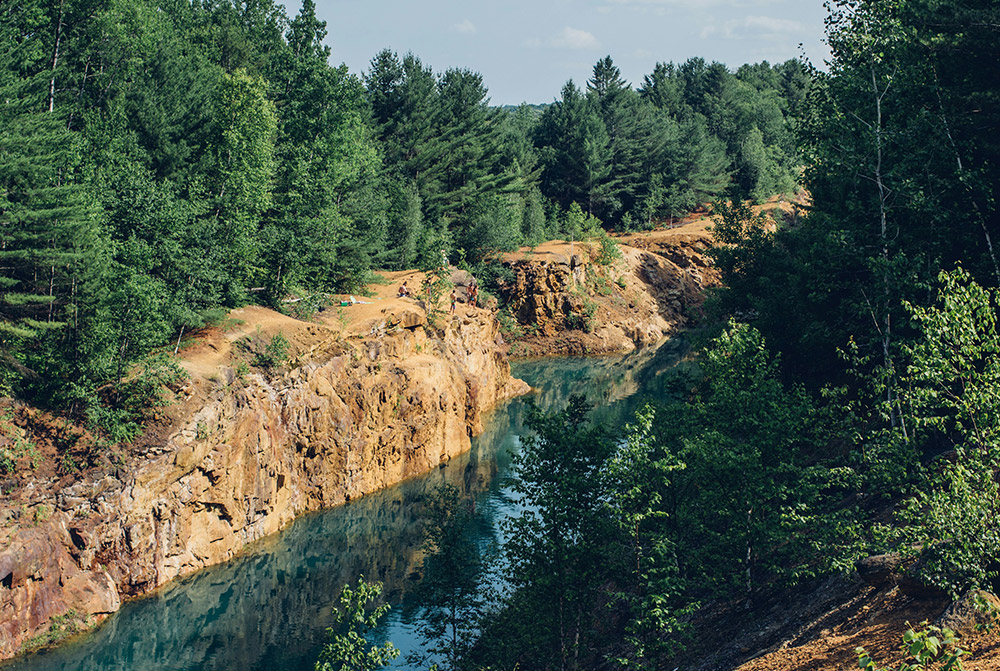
[
  {"left": 937, "top": 590, "right": 1000, "bottom": 634},
  {"left": 855, "top": 553, "right": 904, "bottom": 588},
  {"left": 0, "top": 309, "right": 527, "bottom": 658},
  {"left": 499, "top": 232, "right": 718, "bottom": 356}
]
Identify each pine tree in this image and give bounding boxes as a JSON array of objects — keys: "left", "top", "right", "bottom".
[{"left": 0, "top": 102, "right": 100, "bottom": 393}]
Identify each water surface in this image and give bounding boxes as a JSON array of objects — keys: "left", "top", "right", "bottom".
[{"left": 6, "top": 339, "right": 688, "bottom": 671}]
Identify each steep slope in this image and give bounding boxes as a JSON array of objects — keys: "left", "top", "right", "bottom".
[{"left": 0, "top": 302, "right": 526, "bottom": 658}]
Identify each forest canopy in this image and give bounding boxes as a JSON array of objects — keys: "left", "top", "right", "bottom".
[{"left": 0, "top": 0, "right": 804, "bottom": 428}]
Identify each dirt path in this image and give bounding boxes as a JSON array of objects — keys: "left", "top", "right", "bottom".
[{"left": 177, "top": 269, "right": 478, "bottom": 385}]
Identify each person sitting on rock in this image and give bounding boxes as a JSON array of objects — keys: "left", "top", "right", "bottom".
[{"left": 398, "top": 280, "right": 410, "bottom": 298}]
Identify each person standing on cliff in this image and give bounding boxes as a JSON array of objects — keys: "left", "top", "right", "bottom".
[{"left": 450, "top": 289, "right": 457, "bottom": 314}]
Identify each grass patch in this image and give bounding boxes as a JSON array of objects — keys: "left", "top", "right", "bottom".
[{"left": 20, "top": 610, "right": 90, "bottom": 652}]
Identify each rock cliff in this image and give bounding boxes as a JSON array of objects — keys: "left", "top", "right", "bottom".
[
  {"left": 499, "top": 226, "right": 718, "bottom": 356},
  {"left": 0, "top": 306, "right": 527, "bottom": 658},
  {"left": 0, "top": 213, "right": 730, "bottom": 659}
]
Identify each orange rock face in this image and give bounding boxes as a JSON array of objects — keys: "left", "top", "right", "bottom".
[
  {"left": 499, "top": 230, "right": 719, "bottom": 356},
  {"left": 0, "top": 309, "right": 527, "bottom": 659}
]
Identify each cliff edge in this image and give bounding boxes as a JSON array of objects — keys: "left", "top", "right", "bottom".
[{"left": 0, "top": 300, "right": 526, "bottom": 658}]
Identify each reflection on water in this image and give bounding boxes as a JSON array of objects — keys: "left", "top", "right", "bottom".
[{"left": 5, "top": 339, "right": 687, "bottom": 671}]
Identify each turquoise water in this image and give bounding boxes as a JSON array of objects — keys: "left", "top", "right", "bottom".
[{"left": 6, "top": 339, "right": 687, "bottom": 671}]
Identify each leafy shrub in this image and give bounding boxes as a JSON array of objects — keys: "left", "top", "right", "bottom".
[
  {"left": 857, "top": 622, "right": 968, "bottom": 671},
  {"left": 889, "top": 269, "right": 1000, "bottom": 596},
  {"left": 595, "top": 229, "right": 622, "bottom": 265},
  {"left": 284, "top": 290, "right": 334, "bottom": 321},
  {"left": 21, "top": 610, "right": 88, "bottom": 652},
  {"left": 315, "top": 578, "right": 398, "bottom": 671},
  {"left": 497, "top": 308, "right": 524, "bottom": 340},
  {"left": 87, "top": 354, "right": 188, "bottom": 444},
  {"left": 472, "top": 259, "right": 516, "bottom": 300},
  {"left": 0, "top": 409, "right": 39, "bottom": 473},
  {"left": 565, "top": 299, "right": 598, "bottom": 333},
  {"left": 253, "top": 332, "right": 291, "bottom": 369},
  {"left": 588, "top": 269, "right": 614, "bottom": 296}
]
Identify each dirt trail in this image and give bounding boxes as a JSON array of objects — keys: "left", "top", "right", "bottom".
[{"left": 178, "top": 269, "right": 467, "bottom": 385}]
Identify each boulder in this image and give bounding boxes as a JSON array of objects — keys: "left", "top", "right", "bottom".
[
  {"left": 855, "top": 553, "right": 903, "bottom": 588},
  {"left": 449, "top": 269, "right": 474, "bottom": 287},
  {"left": 937, "top": 590, "right": 1000, "bottom": 634}
]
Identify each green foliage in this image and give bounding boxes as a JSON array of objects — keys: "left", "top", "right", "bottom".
[
  {"left": 670, "top": 322, "right": 833, "bottom": 596},
  {"left": 20, "top": 610, "right": 88, "bottom": 653},
  {"left": 0, "top": 0, "right": 810, "bottom": 419},
  {"left": 902, "top": 268, "right": 1000, "bottom": 451},
  {"left": 0, "top": 409, "right": 40, "bottom": 473},
  {"left": 86, "top": 353, "right": 187, "bottom": 444},
  {"left": 897, "top": 458, "right": 1000, "bottom": 598},
  {"left": 496, "top": 308, "right": 524, "bottom": 341},
  {"left": 605, "top": 405, "right": 691, "bottom": 668},
  {"left": 419, "top": 267, "right": 453, "bottom": 320},
  {"left": 459, "top": 193, "right": 523, "bottom": 262},
  {"left": 492, "top": 396, "right": 617, "bottom": 671},
  {"left": 0, "top": 102, "right": 102, "bottom": 397},
  {"left": 595, "top": 229, "right": 622, "bottom": 266},
  {"left": 211, "top": 68, "right": 277, "bottom": 287},
  {"left": 857, "top": 622, "right": 968, "bottom": 671},
  {"left": 560, "top": 201, "right": 602, "bottom": 242},
  {"left": 253, "top": 332, "right": 291, "bottom": 370},
  {"left": 887, "top": 269, "right": 1000, "bottom": 597},
  {"left": 315, "top": 578, "right": 399, "bottom": 671},
  {"left": 566, "top": 298, "right": 598, "bottom": 333}
]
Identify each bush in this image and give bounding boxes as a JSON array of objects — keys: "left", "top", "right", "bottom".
[
  {"left": 857, "top": 622, "right": 968, "bottom": 671},
  {"left": 20, "top": 610, "right": 88, "bottom": 653},
  {"left": 253, "top": 332, "right": 291, "bottom": 369},
  {"left": 565, "top": 299, "right": 598, "bottom": 333},
  {"left": 889, "top": 269, "right": 1000, "bottom": 596},
  {"left": 88, "top": 353, "right": 188, "bottom": 444},
  {"left": 315, "top": 578, "right": 398, "bottom": 671},
  {"left": 595, "top": 229, "right": 622, "bottom": 265},
  {"left": 0, "top": 409, "right": 40, "bottom": 473}
]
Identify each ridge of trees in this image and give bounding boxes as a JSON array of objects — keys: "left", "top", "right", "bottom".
[{"left": 0, "top": 0, "right": 805, "bottom": 445}]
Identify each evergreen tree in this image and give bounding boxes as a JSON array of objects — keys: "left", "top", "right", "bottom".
[
  {"left": 536, "top": 80, "right": 612, "bottom": 218},
  {"left": 0, "top": 103, "right": 101, "bottom": 396}
]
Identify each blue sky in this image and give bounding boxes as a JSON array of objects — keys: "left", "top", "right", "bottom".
[{"left": 286, "top": 0, "right": 831, "bottom": 106}]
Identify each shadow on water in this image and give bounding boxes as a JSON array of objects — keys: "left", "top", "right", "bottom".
[{"left": 5, "top": 338, "right": 688, "bottom": 671}]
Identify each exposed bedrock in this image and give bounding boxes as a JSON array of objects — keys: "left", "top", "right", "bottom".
[{"left": 0, "top": 310, "right": 527, "bottom": 658}]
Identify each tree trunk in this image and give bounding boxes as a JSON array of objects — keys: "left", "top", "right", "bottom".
[
  {"left": 871, "top": 65, "right": 900, "bottom": 430},
  {"left": 49, "top": 0, "right": 65, "bottom": 113}
]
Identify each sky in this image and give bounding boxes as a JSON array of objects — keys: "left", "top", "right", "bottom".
[{"left": 285, "top": 0, "right": 831, "bottom": 106}]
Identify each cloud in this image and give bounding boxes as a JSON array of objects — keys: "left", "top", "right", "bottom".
[
  {"left": 452, "top": 19, "right": 477, "bottom": 34},
  {"left": 551, "top": 26, "right": 600, "bottom": 49},
  {"left": 700, "top": 15, "right": 807, "bottom": 40}
]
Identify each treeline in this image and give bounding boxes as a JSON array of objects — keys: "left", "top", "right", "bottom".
[
  {"left": 382, "top": 0, "right": 1000, "bottom": 669},
  {"left": 0, "top": 0, "right": 803, "bottom": 432}
]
